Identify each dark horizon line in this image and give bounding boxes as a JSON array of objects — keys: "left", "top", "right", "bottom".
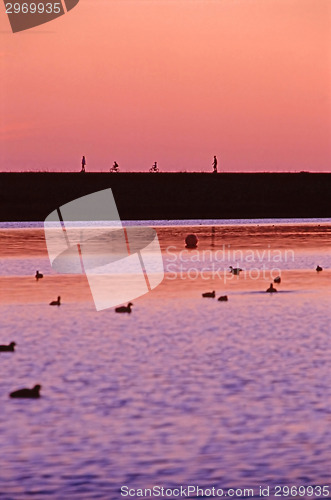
[
  {"left": 1, "top": 169, "right": 330, "bottom": 221},
  {"left": 1, "top": 170, "right": 330, "bottom": 175}
]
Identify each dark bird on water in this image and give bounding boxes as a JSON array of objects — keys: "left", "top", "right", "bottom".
[
  {"left": 202, "top": 291, "right": 215, "bottom": 298},
  {"left": 316, "top": 265, "right": 323, "bottom": 272},
  {"left": 35, "top": 270, "right": 43, "bottom": 280},
  {"left": 50, "top": 296, "right": 61, "bottom": 306},
  {"left": 266, "top": 283, "right": 277, "bottom": 293},
  {"left": 218, "top": 295, "right": 228, "bottom": 301},
  {"left": 0, "top": 342, "right": 16, "bottom": 352},
  {"left": 115, "top": 302, "right": 133, "bottom": 313},
  {"left": 273, "top": 276, "right": 281, "bottom": 284},
  {"left": 9, "top": 384, "right": 41, "bottom": 399},
  {"left": 229, "top": 266, "right": 242, "bottom": 275}
]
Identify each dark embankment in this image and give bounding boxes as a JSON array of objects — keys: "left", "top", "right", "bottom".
[{"left": 0, "top": 172, "right": 330, "bottom": 221}]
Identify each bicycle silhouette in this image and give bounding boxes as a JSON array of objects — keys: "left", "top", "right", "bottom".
[{"left": 149, "top": 162, "right": 159, "bottom": 173}]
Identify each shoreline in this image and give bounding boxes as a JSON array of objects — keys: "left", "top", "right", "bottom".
[
  {"left": 1, "top": 218, "right": 330, "bottom": 229},
  {"left": 0, "top": 172, "right": 330, "bottom": 221}
]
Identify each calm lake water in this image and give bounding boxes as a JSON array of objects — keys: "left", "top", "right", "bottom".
[{"left": 0, "top": 220, "right": 330, "bottom": 499}]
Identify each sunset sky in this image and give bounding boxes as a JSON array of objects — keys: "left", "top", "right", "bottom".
[{"left": 0, "top": 0, "right": 330, "bottom": 172}]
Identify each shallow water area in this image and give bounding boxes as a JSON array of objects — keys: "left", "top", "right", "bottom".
[{"left": 0, "top": 220, "right": 330, "bottom": 499}]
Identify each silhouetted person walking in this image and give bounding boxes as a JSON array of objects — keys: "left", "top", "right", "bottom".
[
  {"left": 81, "top": 156, "right": 86, "bottom": 173},
  {"left": 212, "top": 155, "right": 218, "bottom": 173}
]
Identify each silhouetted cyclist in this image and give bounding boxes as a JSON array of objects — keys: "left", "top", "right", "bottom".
[
  {"left": 150, "top": 161, "right": 159, "bottom": 172},
  {"left": 110, "top": 161, "right": 119, "bottom": 172}
]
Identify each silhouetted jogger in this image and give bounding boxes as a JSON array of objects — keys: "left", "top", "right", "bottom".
[
  {"left": 81, "top": 156, "right": 86, "bottom": 173},
  {"left": 212, "top": 155, "right": 217, "bottom": 173}
]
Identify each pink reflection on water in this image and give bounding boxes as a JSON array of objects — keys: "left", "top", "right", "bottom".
[
  {"left": 0, "top": 223, "right": 330, "bottom": 306},
  {"left": 0, "top": 223, "right": 330, "bottom": 494}
]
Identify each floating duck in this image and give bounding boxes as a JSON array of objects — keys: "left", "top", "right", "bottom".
[
  {"left": 49, "top": 296, "right": 61, "bottom": 306},
  {"left": 218, "top": 295, "right": 228, "bottom": 301},
  {"left": 9, "top": 384, "right": 41, "bottom": 399},
  {"left": 273, "top": 276, "right": 281, "bottom": 284},
  {"left": 0, "top": 342, "right": 16, "bottom": 352},
  {"left": 316, "top": 265, "right": 323, "bottom": 272},
  {"left": 202, "top": 291, "right": 215, "bottom": 298},
  {"left": 229, "top": 266, "right": 242, "bottom": 275},
  {"left": 35, "top": 270, "right": 43, "bottom": 280},
  {"left": 266, "top": 283, "right": 277, "bottom": 293},
  {"left": 115, "top": 302, "right": 133, "bottom": 313}
]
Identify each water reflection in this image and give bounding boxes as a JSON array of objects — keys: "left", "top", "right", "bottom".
[{"left": 0, "top": 222, "right": 330, "bottom": 497}]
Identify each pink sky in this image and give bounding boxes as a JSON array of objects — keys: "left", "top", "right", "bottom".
[{"left": 0, "top": 0, "right": 330, "bottom": 172}]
